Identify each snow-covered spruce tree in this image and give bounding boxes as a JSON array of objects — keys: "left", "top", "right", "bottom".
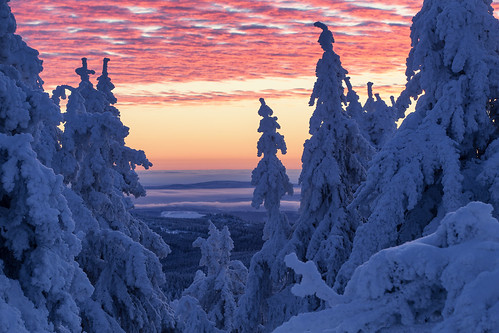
[
  {"left": 174, "top": 296, "right": 222, "bottom": 333},
  {"left": 179, "top": 222, "right": 247, "bottom": 332},
  {"left": 277, "top": 202, "right": 499, "bottom": 332},
  {"left": 0, "top": 0, "right": 62, "bottom": 167},
  {"left": 96, "top": 58, "right": 117, "bottom": 105},
  {"left": 53, "top": 58, "right": 175, "bottom": 332},
  {"left": 0, "top": 133, "right": 93, "bottom": 333},
  {"left": 361, "top": 82, "right": 397, "bottom": 149},
  {"left": 336, "top": 0, "right": 499, "bottom": 290},
  {"left": 362, "top": 82, "right": 375, "bottom": 116},
  {"left": 281, "top": 21, "right": 371, "bottom": 286},
  {"left": 235, "top": 98, "right": 293, "bottom": 333},
  {"left": 292, "top": 23, "right": 372, "bottom": 285},
  {"left": 0, "top": 1, "right": 102, "bottom": 331},
  {"left": 345, "top": 79, "right": 397, "bottom": 150},
  {"left": 343, "top": 77, "right": 365, "bottom": 132}
]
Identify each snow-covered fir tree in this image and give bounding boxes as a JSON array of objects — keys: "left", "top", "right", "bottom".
[
  {"left": 291, "top": 23, "right": 372, "bottom": 286},
  {"left": 178, "top": 222, "right": 247, "bottom": 332},
  {"left": 0, "top": 133, "right": 92, "bottom": 333},
  {"left": 345, "top": 79, "right": 397, "bottom": 150},
  {"left": 236, "top": 99, "right": 293, "bottom": 332},
  {"left": 361, "top": 82, "right": 397, "bottom": 149},
  {"left": 0, "top": 1, "right": 98, "bottom": 331},
  {"left": 343, "top": 77, "right": 365, "bottom": 131},
  {"left": 52, "top": 58, "right": 175, "bottom": 332},
  {"left": 174, "top": 296, "right": 222, "bottom": 333},
  {"left": 96, "top": 57, "right": 117, "bottom": 105},
  {"left": 0, "top": 0, "right": 62, "bottom": 168},
  {"left": 336, "top": 0, "right": 499, "bottom": 291},
  {"left": 283, "top": 21, "right": 372, "bottom": 287}
]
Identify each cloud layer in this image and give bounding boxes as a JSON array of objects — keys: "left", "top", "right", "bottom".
[
  {"left": 10, "top": 1, "right": 499, "bottom": 170},
  {"left": 10, "top": 0, "right": 430, "bottom": 102}
]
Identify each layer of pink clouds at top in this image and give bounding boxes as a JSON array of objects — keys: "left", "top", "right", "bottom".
[
  {"left": 10, "top": 1, "right": 499, "bottom": 105},
  {"left": 9, "top": 0, "right": 430, "bottom": 104},
  {"left": 8, "top": 1, "right": 499, "bottom": 172}
]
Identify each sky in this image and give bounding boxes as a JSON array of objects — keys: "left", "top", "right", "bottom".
[{"left": 9, "top": 1, "right": 499, "bottom": 170}]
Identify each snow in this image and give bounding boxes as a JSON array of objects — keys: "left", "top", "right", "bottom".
[
  {"left": 250, "top": 21, "right": 375, "bottom": 331},
  {"left": 179, "top": 222, "right": 248, "bottom": 332},
  {"left": 336, "top": 0, "right": 499, "bottom": 290},
  {"left": 161, "top": 210, "right": 206, "bottom": 219},
  {"left": 236, "top": 99, "right": 294, "bottom": 332},
  {"left": 2, "top": 0, "right": 499, "bottom": 332},
  {"left": 276, "top": 202, "right": 499, "bottom": 333},
  {"left": 52, "top": 57, "right": 175, "bottom": 332}
]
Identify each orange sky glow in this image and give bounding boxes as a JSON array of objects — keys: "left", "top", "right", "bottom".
[{"left": 9, "top": 0, "right": 499, "bottom": 170}]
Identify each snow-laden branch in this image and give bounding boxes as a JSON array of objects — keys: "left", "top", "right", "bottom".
[{"left": 284, "top": 252, "right": 343, "bottom": 306}]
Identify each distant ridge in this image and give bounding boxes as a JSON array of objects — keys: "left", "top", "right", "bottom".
[{"left": 145, "top": 180, "right": 253, "bottom": 190}]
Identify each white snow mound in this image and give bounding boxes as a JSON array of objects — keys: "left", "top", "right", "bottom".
[{"left": 275, "top": 201, "right": 499, "bottom": 332}]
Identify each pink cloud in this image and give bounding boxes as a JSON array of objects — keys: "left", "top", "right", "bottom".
[
  {"left": 9, "top": 0, "right": 497, "bottom": 104},
  {"left": 117, "top": 88, "right": 312, "bottom": 105}
]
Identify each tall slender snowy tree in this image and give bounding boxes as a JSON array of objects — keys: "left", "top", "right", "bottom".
[
  {"left": 336, "top": 0, "right": 499, "bottom": 290},
  {"left": 236, "top": 98, "right": 293, "bottom": 332},
  {"left": 180, "top": 222, "right": 247, "bottom": 332},
  {"left": 53, "top": 58, "right": 175, "bottom": 332},
  {"left": 281, "top": 21, "right": 372, "bottom": 285},
  {"left": 251, "top": 98, "right": 293, "bottom": 244}
]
